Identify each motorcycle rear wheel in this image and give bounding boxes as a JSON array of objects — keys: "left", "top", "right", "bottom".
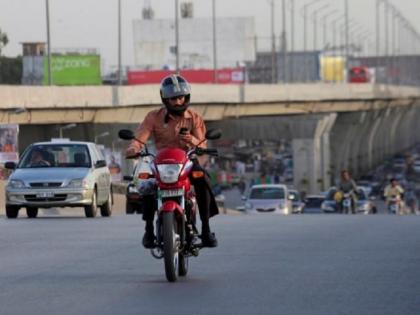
[{"left": 163, "top": 212, "right": 179, "bottom": 282}]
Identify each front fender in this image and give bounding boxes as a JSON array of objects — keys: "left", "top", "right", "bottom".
[{"left": 159, "top": 200, "right": 184, "bottom": 217}]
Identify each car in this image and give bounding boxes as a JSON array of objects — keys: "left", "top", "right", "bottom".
[
  {"left": 243, "top": 184, "right": 292, "bottom": 215},
  {"left": 288, "top": 189, "right": 305, "bottom": 214},
  {"left": 123, "top": 156, "right": 156, "bottom": 214},
  {"left": 4, "top": 140, "right": 112, "bottom": 218},
  {"left": 302, "top": 195, "right": 325, "bottom": 214}
]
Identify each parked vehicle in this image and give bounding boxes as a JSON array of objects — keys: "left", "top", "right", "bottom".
[
  {"left": 243, "top": 184, "right": 292, "bottom": 215},
  {"left": 123, "top": 155, "right": 156, "bottom": 214},
  {"left": 348, "top": 66, "right": 370, "bottom": 83},
  {"left": 4, "top": 140, "right": 112, "bottom": 218},
  {"left": 288, "top": 189, "right": 305, "bottom": 214},
  {"left": 119, "top": 128, "right": 221, "bottom": 282},
  {"left": 302, "top": 195, "right": 325, "bottom": 214}
]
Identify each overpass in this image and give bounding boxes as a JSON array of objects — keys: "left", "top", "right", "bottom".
[{"left": 1, "top": 83, "right": 420, "bottom": 193}]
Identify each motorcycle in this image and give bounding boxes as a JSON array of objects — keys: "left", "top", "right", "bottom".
[
  {"left": 119, "top": 128, "right": 221, "bottom": 282},
  {"left": 388, "top": 195, "right": 401, "bottom": 214},
  {"left": 342, "top": 192, "right": 354, "bottom": 214}
]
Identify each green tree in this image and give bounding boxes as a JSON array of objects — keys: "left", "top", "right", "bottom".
[{"left": 0, "top": 28, "right": 9, "bottom": 55}]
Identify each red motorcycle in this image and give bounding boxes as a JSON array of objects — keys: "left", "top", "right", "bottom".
[{"left": 119, "top": 129, "right": 221, "bottom": 282}]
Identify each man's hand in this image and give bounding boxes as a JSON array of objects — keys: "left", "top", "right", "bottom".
[
  {"left": 125, "top": 147, "right": 138, "bottom": 158},
  {"left": 179, "top": 132, "right": 193, "bottom": 145}
]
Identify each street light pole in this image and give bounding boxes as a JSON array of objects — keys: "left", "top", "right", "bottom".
[
  {"left": 312, "top": 4, "right": 329, "bottom": 51},
  {"left": 212, "top": 0, "right": 218, "bottom": 83},
  {"left": 290, "top": 0, "right": 295, "bottom": 82},
  {"left": 175, "top": 0, "right": 180, "bottom": 73},
  {"left": 270, "top": 0, "right": 277, "bottom": 83},
  {"left": 303, "top": 0, "right": 322, "bottom": 82},
  {"left": 118, "top": 0, "right": 122, "bottom": 85},
  {"left": 281, "top": 0, "right": 287, "bottom": 83},
  {"left": 344, "top": 0, "right": 349, "bottom": 82},
  {"left": 45, "top": 0, "right": 52, "bottom": 86}
]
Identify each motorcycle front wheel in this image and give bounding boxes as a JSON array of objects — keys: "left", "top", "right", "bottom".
[{"left": 163, "top": 212, "right": 180, "bottom": 282}]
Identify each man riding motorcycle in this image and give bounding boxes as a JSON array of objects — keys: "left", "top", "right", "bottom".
[
  {"left": 337, "top": 170, "right": 358, "bottom": 214},
  {"left": 383, "top": 178, "right": 404, "bottom": 214},
  {"left": 125, "top": 74, "right": 219, "bottom": 248}
]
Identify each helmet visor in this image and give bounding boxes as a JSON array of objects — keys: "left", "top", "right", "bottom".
[{"left": 161, "top": 82, "right": 190, "bottom": 99}]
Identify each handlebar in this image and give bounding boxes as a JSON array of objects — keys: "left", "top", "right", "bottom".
[{"left": 194, "top": 148, "right": 219, "bottom": 157}]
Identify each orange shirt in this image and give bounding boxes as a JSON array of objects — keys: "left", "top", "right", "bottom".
[{"left": 128, "top": 107, "right": 207, "bottom": 152}]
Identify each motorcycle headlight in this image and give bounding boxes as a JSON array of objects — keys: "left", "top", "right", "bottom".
[
  {"left": 157, "top": 164, "right": 183, "bottom": 183},
  {"left": 8, "top": 179, "right": 25, "bottom": 189},
  {"left": 68, "top": 178, "right": 88, "bottom": 188}
]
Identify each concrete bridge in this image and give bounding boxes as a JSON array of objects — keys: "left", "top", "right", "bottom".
[{"left": 1, "top": 83, "right": 420, "bottom": 193}]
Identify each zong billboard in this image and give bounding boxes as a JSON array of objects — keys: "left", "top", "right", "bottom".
[{"left": 43, "top": 55, "right": 102, "bottom": 85}]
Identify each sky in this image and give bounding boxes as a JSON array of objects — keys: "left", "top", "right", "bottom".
[{"left": 0, "top": 0, "right": 419, "bottom": 73}]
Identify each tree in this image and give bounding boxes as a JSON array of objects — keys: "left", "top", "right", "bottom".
[{"left": 0, "top": 28, "right": 9, "bottom": 55}]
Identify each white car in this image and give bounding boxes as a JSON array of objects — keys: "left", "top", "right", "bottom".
[{"left": 244, "top": 184, "right": 292, "bottom": 215}]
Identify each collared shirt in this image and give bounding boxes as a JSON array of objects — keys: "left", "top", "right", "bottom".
[
  {"left": 384, "top": 184, "right": 404, "bottom": 201},
  {"left": 128, "top": 107, "right": 207, "bottom": 152}
]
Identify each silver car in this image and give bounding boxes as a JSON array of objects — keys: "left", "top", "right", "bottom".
[
  {"left": 244, "top": 184, "right": 292, "bottom": 215},
  {"left": 5, "top": 140, "right": 112, "bottom": 218}
]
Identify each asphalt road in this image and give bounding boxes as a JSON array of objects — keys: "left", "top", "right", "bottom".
[{"left": 1, "top": 213, "right": 420, "bottom": 315}]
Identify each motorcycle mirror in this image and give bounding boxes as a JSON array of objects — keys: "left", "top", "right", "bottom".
[
  {"left": 118, "top": 129, "right": 135, "bottom": 140},
  {"left": 205, "top": 128, "right": 222, "bottom": 140}
]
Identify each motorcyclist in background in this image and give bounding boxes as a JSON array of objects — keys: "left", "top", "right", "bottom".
[
  {"left": 383, "top": 178, "right": 404, "bottom": 214},
  {"left": 125, "top": 74, "right": 219, "bottom": 249},
  {"left": 337, "top": 170, "right": 358, "bottom": 214}
]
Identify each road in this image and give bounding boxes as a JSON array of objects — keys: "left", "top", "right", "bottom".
[{"left": 1, "top": 213, "right": 420, "bottom": 315}]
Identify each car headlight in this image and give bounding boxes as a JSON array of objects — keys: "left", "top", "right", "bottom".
[
  {"left": 68, "top": 179, "right": 88, "bottom": 188},
  {"left": 8, "top": 179, "right": 25, "bottom": 189},
  {"left": 321, "top": 203, "right": 335, "bottom": 211},
  {"left": 156, "top": 164, "right": 183, "bottom": 183},
  {"left": 245, "top": 201, "right": 253, "bottom": 210}
]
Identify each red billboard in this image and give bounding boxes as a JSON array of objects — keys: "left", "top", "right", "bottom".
[{"left": 127, "top": 68, "right": 245, "bottom": 85}]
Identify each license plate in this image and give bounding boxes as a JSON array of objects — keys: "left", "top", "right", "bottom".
[
  {"left": 36, "top": 191, "right": 54, "bottom": 198},
  {"left": 160, "top": 189, "right": 184, "bottom": 198}
]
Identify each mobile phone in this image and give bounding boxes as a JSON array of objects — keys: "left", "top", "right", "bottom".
[{"left": 179, "top": 127, "right": 188, "bottom": 135}]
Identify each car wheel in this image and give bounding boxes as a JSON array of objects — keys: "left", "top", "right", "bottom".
[
  {"left": 26, "top": 207, "right": 38, "bottom": 218},
  {"left": 100, "top": 191, "right": 112, "bottom": 217},
  {"left": 126, "top": 199, "right": 135, "bottom": 214},
  {"left": 6, "top": 205, "right": 19, "bottom": 219},
  {"left": 84, "top": 189, "right": 98, "bottom": 218}
]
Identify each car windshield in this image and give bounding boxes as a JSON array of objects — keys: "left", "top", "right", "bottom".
[
  {"left": 249, "top": 187, "right": 285, "bottom": 199},
  {"left": 19, "top": 144, "right": 91, "bottom": 168}
]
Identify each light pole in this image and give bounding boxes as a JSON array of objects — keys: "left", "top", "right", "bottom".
[
  {"left": 269, "top": 0, "right": 277, "bottom": 83},
  {"left": 212, "top": 0, "right": 218, "bottom": 83},
  {"left": 321, "top": 10, "right": 338, "bottom": 52},
  {"left": 331, "top": 16, "right": 344, "bottom": 83},
  {"left": 344, "top": 0, "right": 349, "bottom": 82},
  {"left": 175, "top": 0, "right": 180, "bottom": 73},
  {"left": 302, "top": 0, "right": 323, "bottom": 82},
  {"left": 290, "top": 0, "right": 295, "bottom": 82},
  {"left": 281, "top": 0, "right": 287, "bottom": 83},
  {"left": 118, "top": 0, "right": 122, "bottom": 85},
  {"left": 45, "top": 0, "right": 52, "bottom": 85},
  {"left": 58, "top": 123, "right": 76, "bottom": 138},
  {"left": 95, "top": 131, "right": 110, "bottom": 143},
  {"left": 312, "top": 3, "right": 329, "bottom": 51}
]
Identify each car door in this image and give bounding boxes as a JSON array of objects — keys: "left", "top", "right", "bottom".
[{"left": 89, "top": 144, "right": 110, "bottom": 203}]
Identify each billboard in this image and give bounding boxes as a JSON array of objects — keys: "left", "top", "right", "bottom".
[
  {"left": 320, "top": 56, "right": 345, "bottom": 82},
  {"left": 127, "top": 68, "right": 245, "bottom": 85},
  {"left": 133, "top": 17, "right": 256, "bottom": 70},
  {"left": 43, "top": 55, "right": 102, "bottom": 85},
  {"left": 0, "top": 124, "right": 19, "bottom": 179}
]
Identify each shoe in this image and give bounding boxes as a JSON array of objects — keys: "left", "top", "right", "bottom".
[
  {"left": 142, "top": 230, "right": 156, "bottom": 249},
  {"left": 201, "top": 232, "right": 218, "bottom": 248}
]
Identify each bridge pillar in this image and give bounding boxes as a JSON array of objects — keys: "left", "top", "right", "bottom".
[{"left": 292, "top": 114, "right": 336, "bottom": 194}]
